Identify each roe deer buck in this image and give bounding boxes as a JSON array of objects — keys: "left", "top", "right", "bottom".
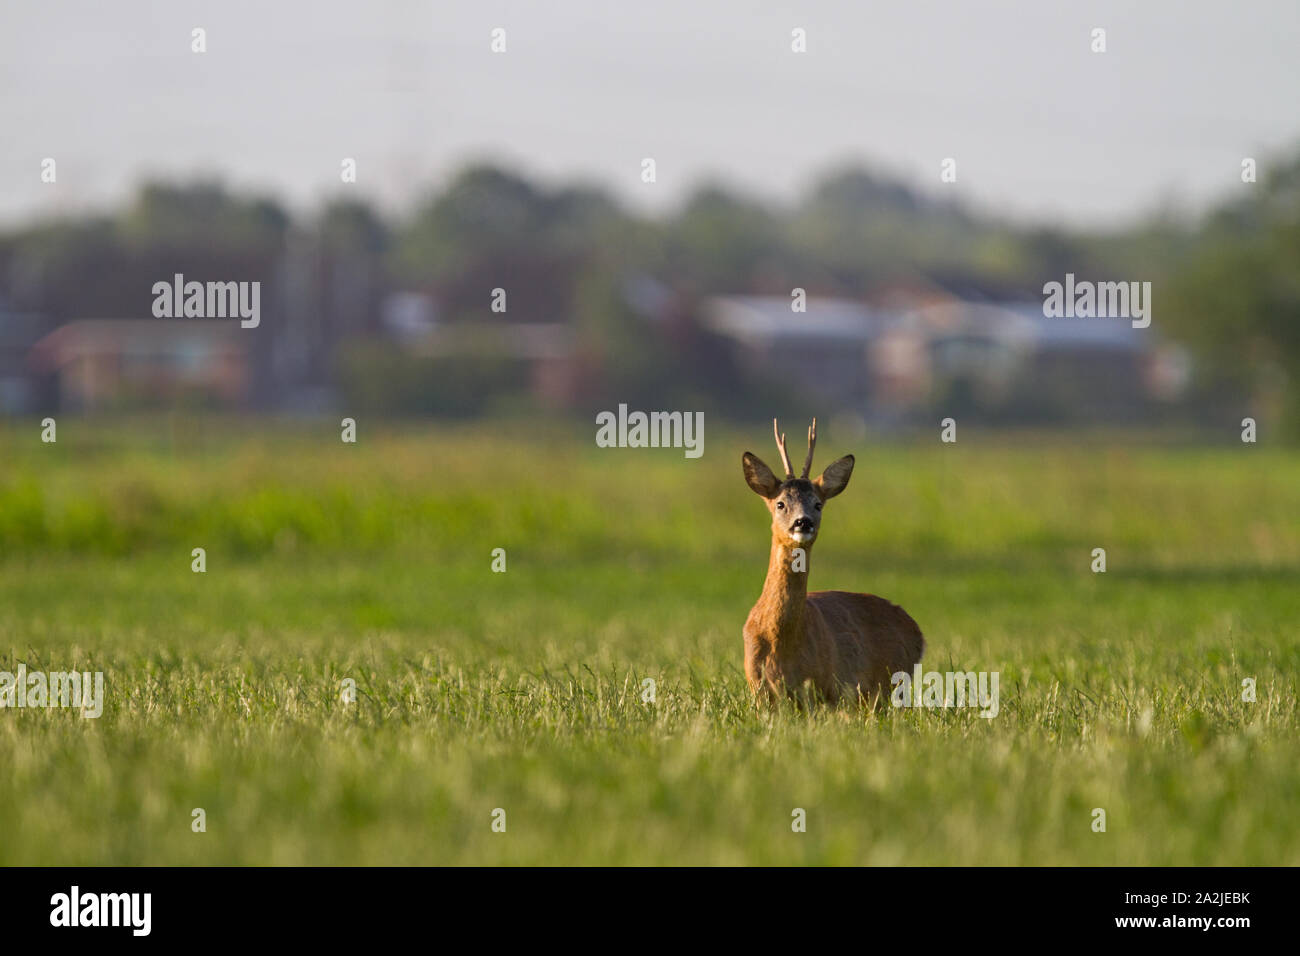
[{"left": 741, "top": 419, "right": 924, "bottom": 706}]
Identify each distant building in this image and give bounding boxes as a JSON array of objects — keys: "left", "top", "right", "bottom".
[
  {"left": 0, "top": 303, "right": 56, "bottom": 414},
  {"left": 904, "top": 300, "right": 1038, "bottom": 412},
  {"left": 381, "top": 292, "right": 439, "bottom": 344},
  {"left": 702, "top": 295, "right": 901, "bottom": 409},
  {"left": 702, "top": 291, "right": 1188, "bottom": 423},
  {"left": 911, "top": 300, "right": 1188, "bottom": 421},
  {"left": 27, "top": 319, "right": 249, "bottom": 411}
]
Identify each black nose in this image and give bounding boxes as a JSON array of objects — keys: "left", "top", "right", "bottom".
[{"left": 791, "top": 517, "right": 814, "bottom": 532}]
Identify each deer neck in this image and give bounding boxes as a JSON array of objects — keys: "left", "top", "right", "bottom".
[{"left": 752, "top": 536, "right": 810, "bottom": 654}]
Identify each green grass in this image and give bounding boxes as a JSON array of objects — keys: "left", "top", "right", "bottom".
[{"left": 1, "top": 416, "right": 1297, "bottom": 865}]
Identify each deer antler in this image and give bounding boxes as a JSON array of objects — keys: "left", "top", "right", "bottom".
[
  {"left": 772, "top": 419, "right": 794, "bottom": 478},
  {"left": 800, "top": 418, "right": 817, "bottom": 479}
]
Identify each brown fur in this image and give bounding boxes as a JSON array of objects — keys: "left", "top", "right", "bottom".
[{"left": 741, "top": 424, "right": 924, "bottom": 707}]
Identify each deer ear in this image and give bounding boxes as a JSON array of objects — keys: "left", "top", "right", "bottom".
[
  {"left": 814, "top": 455, "right": 854, "bottom": 499},
  {"left": 742, "top": 452, "right": 782, "bottom": 498}
]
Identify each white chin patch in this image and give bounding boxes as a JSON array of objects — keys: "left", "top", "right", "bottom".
[{"left": 790, "top": 531, "right": 814, "bottom": 544}]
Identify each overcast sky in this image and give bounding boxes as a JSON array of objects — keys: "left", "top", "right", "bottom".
[{"left": 2, "top": 0, "right": 1297, "bottom": 229}]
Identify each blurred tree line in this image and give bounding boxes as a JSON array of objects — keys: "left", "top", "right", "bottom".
[{"left": 2, "top": 151, "right": 1298, "bottom": 431}]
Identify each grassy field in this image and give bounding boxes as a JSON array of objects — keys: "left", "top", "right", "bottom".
[{"left": 0, "top": 415, "right": 1297, "bottom": 865}]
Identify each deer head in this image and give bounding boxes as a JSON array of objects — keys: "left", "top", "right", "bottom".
[{"left": 741, "top": 418, "right": 855, "bottom": 547}]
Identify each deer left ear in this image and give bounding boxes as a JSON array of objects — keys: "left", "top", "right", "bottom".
[{"left": 814, "top": 455, "right": 854, "bottom": 499}]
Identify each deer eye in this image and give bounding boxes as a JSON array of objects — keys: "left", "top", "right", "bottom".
[{"left": 775, "top": 501, "right": 785, "bottom": 510}]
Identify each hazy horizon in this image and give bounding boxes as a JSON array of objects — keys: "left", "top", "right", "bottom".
[{"left": 3, "top": 0, "right": 1298, "bottom": 230}]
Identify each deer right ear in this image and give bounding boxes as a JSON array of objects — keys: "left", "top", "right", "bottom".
[{"left": 742, "top": 452, "right": 782, "bottom": 498}]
